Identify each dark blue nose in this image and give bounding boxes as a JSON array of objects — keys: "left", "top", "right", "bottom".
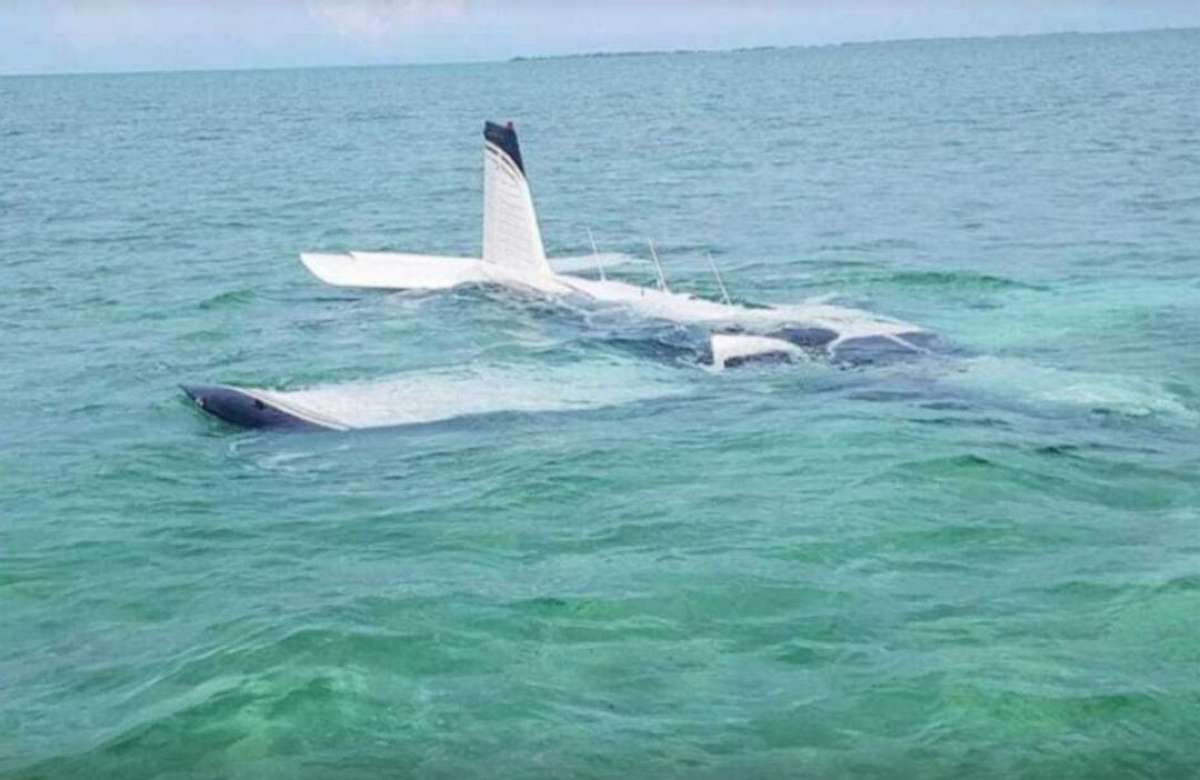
[{"left": 180, "top": 384, "right": 323, "bottom": 430}]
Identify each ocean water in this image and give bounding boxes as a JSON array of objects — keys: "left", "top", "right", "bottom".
[{"left": 2, "top": 28, "right": 1199, "bottom": 778}]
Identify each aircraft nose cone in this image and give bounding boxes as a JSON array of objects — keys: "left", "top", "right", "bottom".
[
  {"left": 179, "top": 383, "right": 330, "bottom": 431},
  {"left": 179, "top": 384, "right": 209, "bottom": 408}
]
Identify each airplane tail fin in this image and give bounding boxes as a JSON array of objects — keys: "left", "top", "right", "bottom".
[{"left": 482, "top": 121, "right": 552, "bottom": 277}]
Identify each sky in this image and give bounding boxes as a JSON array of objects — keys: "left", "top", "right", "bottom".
[{"left": 1, "top": 0, "right": 1198, "bottom": 75}]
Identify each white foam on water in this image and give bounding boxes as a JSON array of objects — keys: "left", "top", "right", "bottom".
[
  {"left": 942, "top": 356, "right": 1198, "bottom": 423},
  {"left": 252, "top": 358, "right": 680, "bottom": 430}
]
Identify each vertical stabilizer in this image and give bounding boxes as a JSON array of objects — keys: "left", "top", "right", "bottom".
[{"left": 483, "top": 121, "right": 551, "bottom": 277}]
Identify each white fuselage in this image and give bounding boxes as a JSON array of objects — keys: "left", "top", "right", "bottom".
[{"left": 300, "top": 251, "right": 924, "bottom": 349}]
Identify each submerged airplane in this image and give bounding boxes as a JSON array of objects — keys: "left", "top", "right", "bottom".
[
  {"left": 184, "top": 121, "right": 927, "bottom": 430},
  {"left": 301, "top": 122, "right": 926, "bottom": 365}
]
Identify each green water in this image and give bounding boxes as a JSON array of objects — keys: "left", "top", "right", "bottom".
[{"left": 2, "top": 29, "right": 1199, "bottom": 778}]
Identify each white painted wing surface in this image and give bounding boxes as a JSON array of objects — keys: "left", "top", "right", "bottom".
[{"left": 299, "top": 252, "right": 489, "bottom": 290}]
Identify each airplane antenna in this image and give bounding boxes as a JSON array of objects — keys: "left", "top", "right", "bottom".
[
  {"left": 587, "top": 227, "right": 605, "bottom": 281},
  {"left": 706, "top": 251, "right": 732, "bottom": 305},
  {"left": 648, "top": 239, "right": 668, "bottom": 292}
]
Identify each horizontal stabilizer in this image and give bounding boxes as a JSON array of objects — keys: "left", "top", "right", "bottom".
[{"left": 299, "top": 252, "right": 487, "bottom": 290}]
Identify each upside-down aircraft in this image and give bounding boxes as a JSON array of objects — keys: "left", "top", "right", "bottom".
[{"left": 183, "top": 121, "right": 926, "bottom": 430}]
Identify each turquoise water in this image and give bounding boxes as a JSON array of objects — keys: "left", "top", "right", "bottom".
[{"left": 3, "top": 28, "right": 1200, "bottom": 778}]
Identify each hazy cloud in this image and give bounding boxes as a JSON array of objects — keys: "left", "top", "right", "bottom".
[
  {"left": 1, "top": 0, "right": 1198, "bottom": 74},
  {"left": 306, "top": 0, "right": 468, "bottom": 42}
]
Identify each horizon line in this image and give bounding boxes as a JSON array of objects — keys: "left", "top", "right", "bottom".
[{"left": 2, "top": 23, "right": 1196, "bottom": 79}]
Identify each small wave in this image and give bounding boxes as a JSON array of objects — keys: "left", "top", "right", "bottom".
[
  {"left": 1124, "top": 193, "right": 1200, "bottom": 213},
  {"left": 822, "top": 269, "right": 1042, "bottom": 293},
  {"left": 1038, "top": 382, "right": 1195, "bottom": 420},
  {"left": 198, "top": 289, "right": 256, "bottom": 310},
  {"left": 942, "top": 356, "right": 1198, "bottom": 423},
  {"left": 884, "top": 270, "right": 1045, "bottom": 292},
  {"left": 181, "top": 132, "right": 226, "bottom": 143},
  {"left": 822, "top": 238, "right": 922, "bottom": 252},
  {"left": 345, "top": 109, "right": 411, "bottom": 123}
]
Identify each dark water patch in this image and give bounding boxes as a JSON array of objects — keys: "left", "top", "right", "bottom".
[
  {"left": 772, "top": 326, "right": 839, "bottom": 349},
  {"left": 512, "top": 596, "right": 573, "bottom": 614},
  {"left": 835, "top": 238, "right": 923, "bottom": 252},
  {"left": 1034, "top": 443, "right": 1084, "bottom": 458},
  {"left": 1035, "top": 578, "right": 1142, "bottom": 602},
  {"left": 843, "top": 331, "right": 945, "bottom": 360},
  {"left": 6, "top": 285, "right": 57, "bottom": 298},
  {"left": 873, "top": 270, "right": 1046, "bottom": 292},
  {"left": 50, "top": 232, "right": 170, "bottom": 248},
  {"left": 181, "top": 131, "right": 229, "bottom": 143},
  {"left": 1124, "top": 193, "right": 1200, "bottom": 213},
  {"left": 943, "top": 682, "right": 1185, "bottom": 744},
  {"left": 921, "top": 400, "right": 971, "bottom": 412},
  {"left": 848, "top": 388, "right": 926, "bottom": 403},
  {"left": 170, "top": 328, "right": 238, "bottom": 343},
  {"left": 815, "top": 256, "right": 880, "bottom": 269},
  {"left": 909, "top": 447, "right": 1193, "bottom": 512},
  {"left": 1152, "top": 574, "right": 1200, "bottom": 596},
  {"left": 292, "top": 316, "right": 343, "bottom": 333},
  {"left": 345, "top": 109, "right": 412, "bottom": 123},
  {"left": 1021, "top": 441, "right": 1176, "bottom": 462},
  {"left": 909, "top": 414, "right": 1014, "bottom": 430},
  {"left": 198, "top": 289, "right": 256, "bottom": 310},
  {"left": 285, "top": 294, "right": 365, "bottom": 304},
  {"left": 1163, "top": 381, "right": 1200, "bottom": 405},
  {"left": 603, "top": 336, "right": 702, "bottom": 365},
  {"left": 197, "top": 218, "right": 255, "bottom": 231},
  {"left": 908, "top": 453, "right": 995, "bottom": 472},
  {"left": 144, "top": 522, "right": 260, "bottom": 546}
]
